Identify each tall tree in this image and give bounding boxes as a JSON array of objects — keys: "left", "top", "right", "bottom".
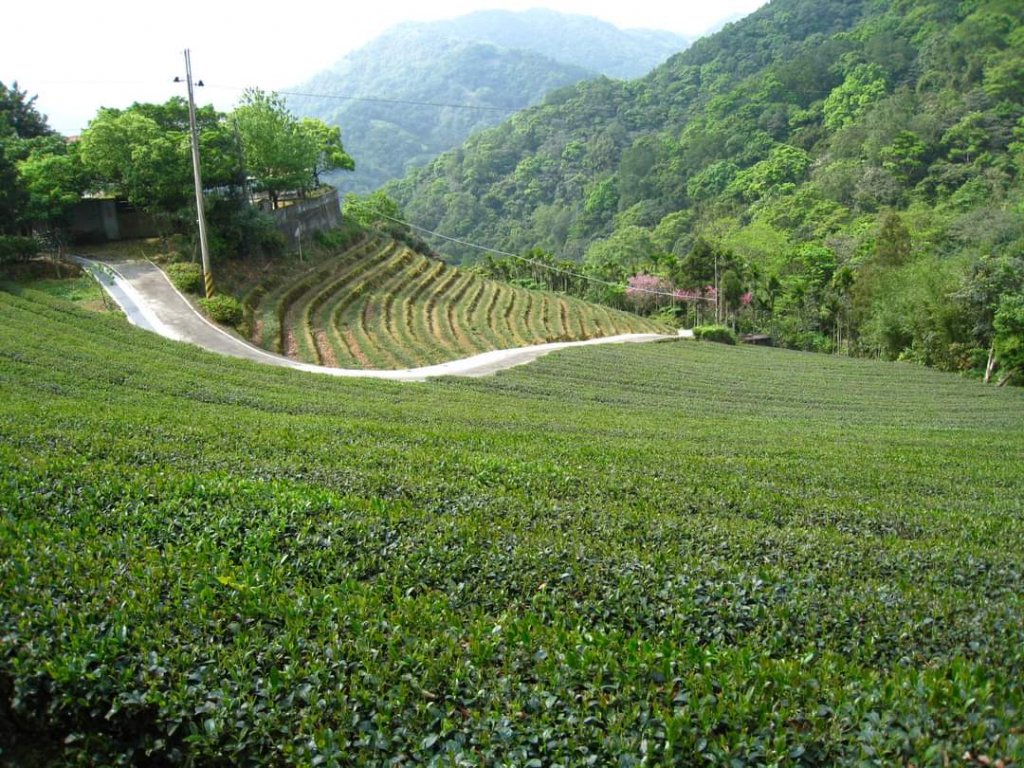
[
  {"left": 298, "top": 118, "right": 354, "bottom": 187},
  {"left": 0, "top": 81, "right": 57, "bottom": 234},
  {"left": 0, "top": 141, "right": 25, "bottom": 234},
  {"left": 233, "top": 89, "right": 310, "bottom": 209},
  {"left": 79, "top": 107, "right": 192, "bottom": 221},
  {"left": 16, "top": 136, "right": 88, "bottom": 252},
  {"left": 78, "top": 98, "right": 242, "bottom": 230},
  {"left": 0, "top": 81, "right": 54, "bottom": 140},
  {"left": 874, "top": 211, "right": 912, "bottom": 267}
]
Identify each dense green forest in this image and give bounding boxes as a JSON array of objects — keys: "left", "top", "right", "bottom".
[
  {"left": 389, "top": 0, "right": 1024, "bottom": 381},
  {"left": 288, "top": 10, "right": 686, "bottom": 194}
]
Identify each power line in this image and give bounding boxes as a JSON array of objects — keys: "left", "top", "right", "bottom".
[
  {"left": 283, "top": 88, "right": 516, "bottom": 113},
  {"left": 381, "top": 214, "right": 714, "bottom": 302},
  {"left": 205, "top": 84, "right": 516, "bottom": 113}
]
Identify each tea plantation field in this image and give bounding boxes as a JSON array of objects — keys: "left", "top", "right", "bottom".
[
  {"left": 1, "top": 286, "right": 1023, "bottom": 766},
  {"left": 236, "top": 235, "right": 665, "bottom": 369}
]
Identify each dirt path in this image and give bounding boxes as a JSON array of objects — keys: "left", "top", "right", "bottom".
[{"left": 78, "top": 256, "right": 672, "bottom": 382}]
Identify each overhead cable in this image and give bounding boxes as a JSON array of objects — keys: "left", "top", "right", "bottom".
[{"left": 381, "top": 214, "right": 714, "bottom": 301}]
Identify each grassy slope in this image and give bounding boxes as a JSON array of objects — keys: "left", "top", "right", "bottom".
[{"left": 1, "top": 286, "right": 1023, "bottom": 765}]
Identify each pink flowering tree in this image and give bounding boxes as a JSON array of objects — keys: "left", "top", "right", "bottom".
[
  {"left": 672, "top": 285, "right": 717, "bottom": 326},
  {"left": 625, "top": 273, "right": 674, "bottom": 314}
]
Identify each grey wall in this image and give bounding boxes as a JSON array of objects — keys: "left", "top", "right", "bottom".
[
  {"left": 271, "top": 188, "right": 342, "bottom": 250},
  {"left": 69, "top": 200, "right": 161, "bottom": 243},
  {"left": 70, "top": 188, "right": 342, "bottom": 250}
]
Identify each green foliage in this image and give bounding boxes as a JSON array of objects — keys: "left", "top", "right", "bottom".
[
  {"left": 693, "top": 323, "right": 738, "bottom": 344},
  {"left": 297, "top": 117, "right": 354, "bottom": 187},
  {"left": 287, "top": 11, "right": 685, "bottom": 194},
  {"left": 823, "top": 63, "right": 889, "bottom": 131},
  {"left": 15, "top": 138, "right": 87, "bottom": 231},
  {"left": 0, "top": 80, "right": 54, "bottom": 141},
  {"left": 388, "top": 0, "right": 1024, "bottom": 379},
  {"left": 74, "top": 94, "right": 321, "bottom": 260},
  {"left": 343, "top": 190, "right": 401, "bottom": 229},
  {"left": 874, "top": 211, "right": 912, "bottom": 267},
  {"left": 583, "top": 225, "right": 658, "bottom": 296},
  {"left": 0, "top": 81, "right": 61, "bottom": 235},
  {"left": 206, "top": 198, "right": 285, "bottom": 260},
  {"left": 993, "top": 292, "right": 1024, "bottom": 382},
  {"left": 232, "top": 89, "right": 312, "bottom": 209},
  {"left": 726, "top": 144, "right": 811, "bottom": 202},
  {"left": 197, "top": 293, "right": 243, "bottom": 326},
  {"left": 79, "top": 98, "right": 243, "bottom": 226},
  {"left": 313, "top": 222, "right": 363, "bottom": 252},
  {"left": 0, "top": 235, "right": 39, "bottom": 264},
  {"left": 880, "top": 130, "right": 927, "bottom": 185},
  {"left": 686, "top": 160, "right": 738, "bottom": 202},
  {"left": 3, "top": 287, "right": 1022, "bottom": 764},
  {"left": 953, "top": 253, "right": 1024, "bottom": 346},
  {"left": 165, "top": 262, "right": 203, "bottom": 294}
]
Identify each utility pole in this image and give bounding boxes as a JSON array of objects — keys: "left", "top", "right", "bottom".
[
  {"left": 177, "top": 49, "right": 214, "bottom": 298},
  {"left": 714, "top": 249, "right": 720, "bottom": 324}
]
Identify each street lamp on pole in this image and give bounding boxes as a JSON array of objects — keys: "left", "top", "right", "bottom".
[{"left": 174, "top": 49, "right": 214, "bottom": 299}]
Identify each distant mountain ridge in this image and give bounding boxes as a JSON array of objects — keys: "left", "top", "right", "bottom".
[
  {"left": 286, "top": 10, "right": 688, "bottom": 194},
  {"left": 415, "top": 9, "right": 688, "bottom": 80}
]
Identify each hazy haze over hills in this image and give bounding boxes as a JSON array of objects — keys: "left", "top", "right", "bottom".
[
  {"left": 286, "top": 9, "right": 688, "bottom": 194},
  {"left": 418, "top": 8, "right": 688, "bottom": 79}
]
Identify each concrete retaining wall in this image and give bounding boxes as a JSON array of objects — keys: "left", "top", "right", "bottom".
[
  {"left": 270, "top": 188, "right": 342, "bottom": 250},
  {"left": 69, "top": 200, "right": 162, "bottom": 243},
  {"left": 69, "top": 187, "right": 342, "bottom": 249}
]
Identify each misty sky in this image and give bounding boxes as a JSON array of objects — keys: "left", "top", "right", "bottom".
[{"left": 3, "top": 0, "right": 768, "bottom": 135}]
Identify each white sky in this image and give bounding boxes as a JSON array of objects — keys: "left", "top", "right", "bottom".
[{"left": 3, "top": 0, "right": 767, "bottom": 136}]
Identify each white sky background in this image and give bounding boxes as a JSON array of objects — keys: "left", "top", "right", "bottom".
[{"left": 3, "top": 0, "right": 767, "bottom": 136}]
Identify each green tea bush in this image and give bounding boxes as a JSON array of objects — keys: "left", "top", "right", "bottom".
[
  {"left": 2, "top": 287, "right": 1023, "bottom": 765},
  {"left": 197, "top": 293, "right": 243, "bottom": 326},
  {"left": 165, "top": 262, "right": 202, "bottom": 294},
  {"left": 693, "top": 324, "right": 737, "bottom": 344}
]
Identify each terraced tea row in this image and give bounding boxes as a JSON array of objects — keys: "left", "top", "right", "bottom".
[{"left": 242, "top": 236, "right": 665, "bottom": 368}]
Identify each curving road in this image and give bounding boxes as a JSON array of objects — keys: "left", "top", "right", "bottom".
[{"left": 76, "top": 256, "right": 673, "bottom": 382}]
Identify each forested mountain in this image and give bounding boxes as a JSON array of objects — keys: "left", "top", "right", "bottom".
[
  {"left": 286, "top": 11, "right": 687, "bottom": 194},
  {"left": 388, "top": 0, "right": 1024, "bottom": 381}
]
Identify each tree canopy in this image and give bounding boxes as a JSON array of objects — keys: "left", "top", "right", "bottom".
[
  {"left": 232, "top": 89, "right": 353, "bottom": 209},
  {"left": 0, "top": 81, "right": 87, "bottom": 246},
  {"left": 5, "top": 89, "right": 354, "bottom": 259}
]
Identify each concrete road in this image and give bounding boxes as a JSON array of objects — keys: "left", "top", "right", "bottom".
[{"left": 77, "top": 256, "right": 670, "bottom": 382}]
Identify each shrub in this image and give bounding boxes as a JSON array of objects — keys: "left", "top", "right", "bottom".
[
  {"left": 206, "top": 199, "right": 285, "bottom": 259},
  {"left": 0, "top": 236, "right": 40, "bottom": 265},
  {"left": 693, "top": 324, "right": 738, "bottom": 344},
  {"left": 314, "top": 223, "right": 361, "bottom": 251},
  {"left": 198, "top": 294, "right": 243, "bottom": 327},
  {"left": 165, "top": 262, "right": 203, "bottom": 294}
]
